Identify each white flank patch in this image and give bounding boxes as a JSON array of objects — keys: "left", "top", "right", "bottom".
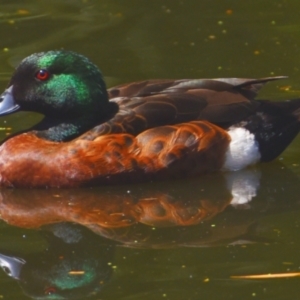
[{"left": 223, "top": 127, "right": 261, "bottom": 171}]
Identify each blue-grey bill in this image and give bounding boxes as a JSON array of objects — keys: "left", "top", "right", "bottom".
[
  {"left": 0, "top": 85, "right": 20, "bottom": 115},
  {"left": 0, "top": 253, "right": 25, "bottom": 279}
]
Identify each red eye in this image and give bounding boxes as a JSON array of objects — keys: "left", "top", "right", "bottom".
[
  {"left": 44, "top": 286, "right": 56, "bottom": 295},
  {"left": 36, "top": 69, "right": 50, "bottom": 81}
]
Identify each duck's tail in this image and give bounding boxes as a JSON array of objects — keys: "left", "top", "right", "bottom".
[{"left": 238, "top": 98, "right": 300, "bottom": 162}]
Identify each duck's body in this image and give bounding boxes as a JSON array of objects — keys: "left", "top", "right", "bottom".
[{"left": 0, "top": 51, "right": 299, "bottom": 188}]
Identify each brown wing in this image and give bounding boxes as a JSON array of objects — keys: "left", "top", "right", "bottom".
[{"left": 80, "top": 76, "right": 286, "bottom": 140}]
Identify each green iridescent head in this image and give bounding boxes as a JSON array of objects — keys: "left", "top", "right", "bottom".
[
  {"left": 8, "top": 50, "right": 114, "bottom": 119},
  {"left": 0, "top": 50, "right": 119, "bottom": 141}
]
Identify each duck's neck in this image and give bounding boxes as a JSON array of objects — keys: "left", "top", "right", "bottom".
[
  {"left": 31, "top": 102, "right": 119, "bottom": 142},
  {"left": 32, "top": 116, "right": 97, "bottom": 141}
]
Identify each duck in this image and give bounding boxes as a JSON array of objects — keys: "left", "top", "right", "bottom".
[{"left": 0, "top": 50, "right": 299, "bottom": 188}]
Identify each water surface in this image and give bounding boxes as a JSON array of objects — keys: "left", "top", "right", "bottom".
[{"left": 0, "top": 1, "right": 300, "bottom": 299}]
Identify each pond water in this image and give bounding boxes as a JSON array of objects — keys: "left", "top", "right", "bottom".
[{"left": 0, "top": 1, "right": 300, "bottom": 299}]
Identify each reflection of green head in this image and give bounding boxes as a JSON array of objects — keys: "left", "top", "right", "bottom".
[
  {"left": 14, "top": 221, "right": 115, "bottom": 300},
  {"left": 18, "top": 254, "right": 112, "bottom": 299},
  {"left": 50, "top": 260, "right": 98, "bottom": 291}
]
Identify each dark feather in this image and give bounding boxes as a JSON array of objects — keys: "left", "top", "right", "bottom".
[{"left": 82, "top": 77, "right": 285, "bottom": 139}]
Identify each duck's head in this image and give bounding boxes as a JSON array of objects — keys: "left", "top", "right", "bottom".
[{"left": 0, "top": 51, "right": 118, "bottom": 141}]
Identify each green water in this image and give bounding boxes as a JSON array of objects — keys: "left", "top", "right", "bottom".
[{"left": 0, "top": 1, "right": 299, "bottom": 299}]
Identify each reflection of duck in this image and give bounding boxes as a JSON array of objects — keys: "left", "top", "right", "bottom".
[
  {"left": 0, "top": 164, "right": 299, "bottom": 254},
  {"left": 0, "top": 223, "right": 114, "bottom": 299},
  {"left": 0, "top": 51, "right": 300, "bottom": 187},
  {"left": 0, "top": 166, "right": 299, "bottom": 300},
  {"left": 0, "top": 165, "right": 299, "bottom": 248},
  {"left": 0, "top": 173, "right": 233, "bottom": 229}
]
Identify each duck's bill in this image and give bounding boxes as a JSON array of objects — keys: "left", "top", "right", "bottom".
[
  {"left": 0, "top": 86, "right": 20, "bottom": 115},
  {"left": 0, "top": 253, "right": 25, "bottom": 279}
]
